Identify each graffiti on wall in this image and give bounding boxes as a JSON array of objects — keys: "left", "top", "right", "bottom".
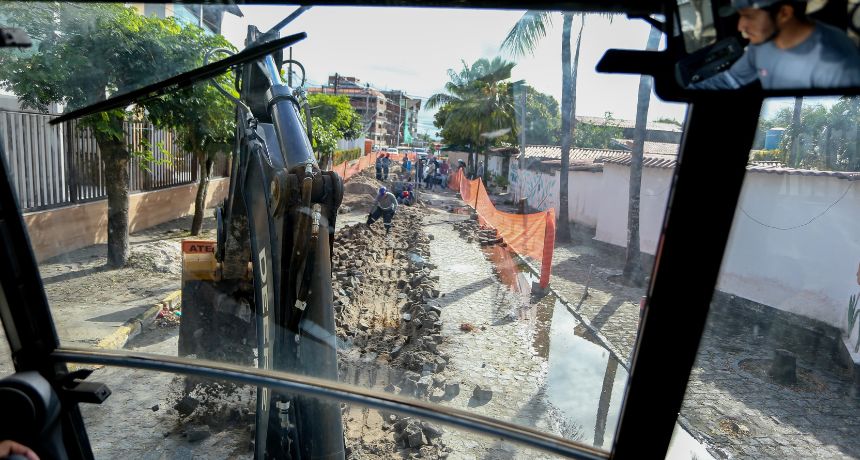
[
  {"left": 509, "top": 162, "right": 558, "bottom": 212},
  {"left": 848, "top": 261, "right": 860, "bottom": 353}
]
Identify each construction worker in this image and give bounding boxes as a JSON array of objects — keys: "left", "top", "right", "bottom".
[
  {"left": 691, "top": 0, "right": 860, "bottom": 89},
  {"left": 375, "top": 154, "right": 384, "bottom": 180},
  {"left": 367, "top": 186, "right": 398, "bottom": 235}
]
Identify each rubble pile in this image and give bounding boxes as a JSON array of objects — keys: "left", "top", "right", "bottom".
[
  {"left": 452, "top": 217, "right": 503, "bottom": 247},
  {"left": 331, "top": 202, "right": 453, "bottom": 458},
  {"left": 341, "top": 169, "right": 385, "bottom": 212},
  {"left": 168, "top": 380, "right": 255, "bottom": 447}
]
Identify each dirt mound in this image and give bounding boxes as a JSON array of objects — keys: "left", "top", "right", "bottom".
[
  {"left": 344, "top": 169, "right": 383, "bottom": 197},
  {"left": 344, "top": 181, "right": 379, "bottom": 197},
  {"left": 127, "top": 239, "right": 182, "bottom": 275}
]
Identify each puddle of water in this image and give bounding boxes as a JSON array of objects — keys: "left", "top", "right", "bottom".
[
  {"left": 479, "top": 242, "right": 629, "bottom": 447},
  {"left": 667, "top": 423, "right": 717, "bottom": 460},
  {"left": 476, "top": 242, "right": 717, "bottom": 455},
  {"left": 545, "top": 298, "right": 628, "bottom": 449}
]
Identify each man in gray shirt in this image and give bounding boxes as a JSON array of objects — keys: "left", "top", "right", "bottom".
[
  {"left": 366, "top": 186, "right": 398, "bottom": 235},
  {"left": 691, "top": 0, "right": 860, "bottom": 90}
]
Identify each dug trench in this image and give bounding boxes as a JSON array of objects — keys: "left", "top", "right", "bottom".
[
  {"left": 332, "top": 202, "right": 454, "bottom": 459},
  {"left": 161, "top": 167, "right": 455, "bottom": 457}
]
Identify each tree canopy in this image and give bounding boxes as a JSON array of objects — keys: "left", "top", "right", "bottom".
[
  {"left": 305, "top": 93, "right": 362, "bottom": 162},
  {"left": 757, "top": 97, "right": 860, "bottom": 171},
  {"left": 0, "top": 2, "right": 243, "bottom": 263},
  {"left": 520, "top": 85, "right": 560, "bottom": 145},
  {"left": 427, "top": 57, "right": 518, "bottom": 151},
  {"left": 0, "top": 3, "right": 211, "bottom": 138},
  {"left": 307, "top": 93, "right": 362, "bottom": 140},
  {"left": 574, "top": 112, "right": 623, "bottom": 149}
]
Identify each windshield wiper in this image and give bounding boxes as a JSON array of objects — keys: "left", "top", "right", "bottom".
[{"left": 50, "top": 32, "right": 307, "bottom": 125}]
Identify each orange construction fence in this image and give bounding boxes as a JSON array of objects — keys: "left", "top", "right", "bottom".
[
  {"left": 448, "top": 168, "right": 556, "bottom": 289},
  {"left": 329, "top": 152, "right": 417, "bottom": 183},
  {"left": 331, "top": 153, "right": 374, "bottom": 183}
]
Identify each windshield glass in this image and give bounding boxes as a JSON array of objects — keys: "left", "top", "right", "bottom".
[
  {"left": 668, "top": 95, "right": 860, "bottom": 459},
  {"left": 0, "top": 3, "right": 696, "bottom": 458}
]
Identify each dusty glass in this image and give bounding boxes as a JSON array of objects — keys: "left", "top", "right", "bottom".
[
  {"left": 0, "top": 2, "right": 691, "bottom": 456},
  {"left": 667, "top": 96, "right": 860, "bottom": 459}
]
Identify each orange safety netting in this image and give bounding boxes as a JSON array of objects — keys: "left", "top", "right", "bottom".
[
  {"left": 329, "top": 153, "right": 417, "bottom": 183},
  {"left": 331, "top": 153, "right": 374, "bottom": 182},
  {"left": 448, "top": 168, "right": 556, "bottom": 288}
]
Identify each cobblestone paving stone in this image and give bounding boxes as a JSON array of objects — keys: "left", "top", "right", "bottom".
[
  {"left": 548, "top": 242, "right": 645, "bottom": 362},
  {"left": 545, "top": 227, "right": 860, "bottom": 459},
  {"left": 79, "top": 331, "right": 252, "bottom": 459},
  {"left": 678, "top": 323, "right": 860, "bottom": 459},
  {"left": 421, "top": 201, "right": 570, "bottom": 459}
]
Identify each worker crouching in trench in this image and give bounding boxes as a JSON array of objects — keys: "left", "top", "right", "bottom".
[{"left": 367, "top": 186, "right": 398, "bottom": 235}]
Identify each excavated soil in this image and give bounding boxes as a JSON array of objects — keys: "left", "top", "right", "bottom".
[{"left": 332, "top": 200, "right": 452, "bottom": 459}]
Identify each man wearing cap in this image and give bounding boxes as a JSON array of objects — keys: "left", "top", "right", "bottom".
[
  {"left": 691, "top": 0, "right": 860, "bottom": 89},
  {"left": 367, "top": 186, "right": 398, "bottom": 235}
]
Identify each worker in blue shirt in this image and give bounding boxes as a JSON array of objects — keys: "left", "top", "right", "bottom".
[{"left": 691, "top": 0, "right": 860, "bottom": 90}]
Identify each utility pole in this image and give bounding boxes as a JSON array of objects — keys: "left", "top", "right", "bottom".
[
  {"left": 365, "top": 83, "right": 370, "bottom": 134},
  {"left": 333, "top": 72, "right": 339, "bottom": 95},
  {"left": 287, "top": 46, "right": 293, "bottom": 88},
  {"left": 287, "top": 48, "right": 293, "bottom": 87},
  {"left": 396, "top": 92, "right": 402, "bottom": 147}
]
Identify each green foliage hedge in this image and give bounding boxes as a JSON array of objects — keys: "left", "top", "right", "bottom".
[{"left": 333, "top": 148, "right": 363, "bottom": 165}]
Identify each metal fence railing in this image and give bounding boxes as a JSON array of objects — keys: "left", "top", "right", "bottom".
[{"left": 0, "top": 110, "right": 230, "bottom": 212}]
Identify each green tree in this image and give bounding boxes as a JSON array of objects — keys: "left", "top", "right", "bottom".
[
  {"left": 306, "top": 93, "right": 362, "bottom": 167},
  {"left": 427, "top": 57, "right": 518, "bottom": 177},
  {"left": 574, "top": 112, "right": 623, "bottom": 149},
  {"left": 0, "top": 3, "right": 220, "bottom": 266},
  {"left": 310, "top": 116, "right": 340, "bottom": 167},
  {"left": 144, "top": 29, "right": 237, "bottom": 236},
  {"left": 761, "top": 97, "right": 860, "bottom": 171},
  {"left": 523, "top": 85, "right": 561, "bottom": 145}
]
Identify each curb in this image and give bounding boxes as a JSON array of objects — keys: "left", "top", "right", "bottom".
[{"left": 95, "top": 290, "right": 182, "bottom": 350}]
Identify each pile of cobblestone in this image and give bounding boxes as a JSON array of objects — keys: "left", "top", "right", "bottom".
[
  {"left": 453, "top": 217, "right": 502, "bottom": 246},
  {"left": 331, "top": 204, "right": 452, "bottom": 458}
]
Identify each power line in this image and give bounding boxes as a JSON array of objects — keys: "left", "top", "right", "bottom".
[{"left": 739, "top": 181, "right": 854, "bottom": 231}]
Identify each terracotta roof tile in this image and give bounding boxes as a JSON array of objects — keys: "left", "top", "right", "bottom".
[
  {"left": 746, "top": 165, "right": 860, "bottom": 180},
  {"left": 576, "top": 115, "right": 683, "bottom": 132},
  {"left": 522, "top": 145, "right": 628, "bottom": 161}
]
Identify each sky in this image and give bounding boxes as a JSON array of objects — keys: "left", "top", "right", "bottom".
[{"left": 220, "top": 6, "right": 691, "bottom": 139}]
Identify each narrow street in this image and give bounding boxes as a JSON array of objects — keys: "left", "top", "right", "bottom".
[
  {"left": 0, "top": 169, "right": 639, "bottom": 458},
  {"left": 0, "top": 169, "right": 719, "bottom": 459}
]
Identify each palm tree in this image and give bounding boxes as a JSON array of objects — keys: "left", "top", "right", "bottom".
[
  {"left": 502, "top": 12, "right": 586, "bottom": 242},
  {"left": 426, "top": 57, "right": 518, "bottom": 175},
  {"left": 623, "top": 25, "right": 663, "bottom": 287}
]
